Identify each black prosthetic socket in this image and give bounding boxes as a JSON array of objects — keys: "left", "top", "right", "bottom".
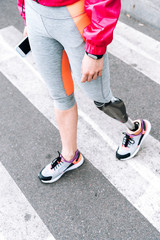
[
  {"left": 131, "top": 121, "right": 139, "bottom": 131},
  {"left": 94, "top": 98, "right": 128, "bottom": 123}
]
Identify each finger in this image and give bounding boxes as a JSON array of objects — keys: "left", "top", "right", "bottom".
[
  {"left": 23, "top": 27, "right": 28, "bottom": 37},
  {"left": 98, "top": 70, "right": 103, "bottom": 77},
  {"left": 87, "top": 74, "right": 93, "bottom": 82},
  {"left": 81, "top": 74, "right": 88, "bottom": 83},
  {"left": 92, "top": 73, "right": 98, "bottom": 80}
]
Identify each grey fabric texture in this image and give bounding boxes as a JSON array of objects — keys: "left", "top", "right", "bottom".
[{"left": 25, "top": 0, "right": 112, "bottom": 110}]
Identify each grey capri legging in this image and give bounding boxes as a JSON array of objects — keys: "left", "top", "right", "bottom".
[{"left": 25, "top": 0, "right": 113, "bottom": 110}]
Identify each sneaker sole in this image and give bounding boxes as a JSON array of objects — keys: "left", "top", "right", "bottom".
[
  {"left": 40, "top": 154, "right": 84, "bottom": 183},
  {"left": 118, "top": 119, "right": 151, "bottom": 161}
]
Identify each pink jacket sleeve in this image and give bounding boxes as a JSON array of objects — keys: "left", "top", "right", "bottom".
[
  {"left": 17, "top": 0, "right": 26, "bottom": 25},
  {"left": 83, "top": 0, "right": 121, "bottom": 55}
]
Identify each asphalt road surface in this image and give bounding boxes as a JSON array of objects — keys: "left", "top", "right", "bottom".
[{"left": 0, "top": 1, "right": 160, "bottom": 240}]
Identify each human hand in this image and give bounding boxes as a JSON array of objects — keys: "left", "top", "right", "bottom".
[
  {"left": 23, "top": 26, "right": 28, "bottom": 37},
  {"left": 81, "top": 53, "right": 103, "bottom": 83}
]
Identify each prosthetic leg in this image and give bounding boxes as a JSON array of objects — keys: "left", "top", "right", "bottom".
[{"left": 94, "top": 97, "right": 135, "bottom": 129}]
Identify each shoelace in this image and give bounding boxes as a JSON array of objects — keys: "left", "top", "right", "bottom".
[
  {"left": 50, "top": 152, "right": 64, "bottom": 170},
  {"left": 122, "top": 132, "right": 135, "bottom": 147}
]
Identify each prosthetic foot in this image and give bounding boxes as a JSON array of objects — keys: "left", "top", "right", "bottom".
[{"left": 94, "top": 97, "right": 151, "bottom": 160}]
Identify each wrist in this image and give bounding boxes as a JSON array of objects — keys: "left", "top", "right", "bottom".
[{"left": 85, "top": 51, "right": 103, "bottom": 60}]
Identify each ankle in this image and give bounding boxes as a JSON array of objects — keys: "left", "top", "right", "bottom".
[
  {"left": 128, "top": 120, "right": 142, "bottom": 135},
  {"left": 61, "top": 149, "right": 77, "bottom": 162}
]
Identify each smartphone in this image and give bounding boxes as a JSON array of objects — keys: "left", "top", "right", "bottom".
[{"left": 16, "top": 36, "right": 31, "bottom": 57}]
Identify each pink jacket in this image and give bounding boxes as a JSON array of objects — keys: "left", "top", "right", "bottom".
[{"left": 17, "top": 0, "right": 121, "bottom": 55}]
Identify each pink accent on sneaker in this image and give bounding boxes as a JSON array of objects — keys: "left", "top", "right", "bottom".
[{"left": 60, "top": 150, "right": 79, "bottom": 163}]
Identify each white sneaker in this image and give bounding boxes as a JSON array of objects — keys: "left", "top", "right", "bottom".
[
  {"left": 38, "top": 150, "right": 84, "bottom": 183},
  {"left": 116, "top": 119, "right": 151, "bottom": 160}
]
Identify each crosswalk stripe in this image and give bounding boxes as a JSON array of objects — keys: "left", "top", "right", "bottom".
[
  {"left": 108, "top": 21, "right": 160, "bottom": 85},
  {"left": 0, "top": 162, "right": 56, "bottom": 240},
  {"left": 1, "top": 25, "right": 160, "bottom": 233},
  {"left": 0, "top": 233, "right": 6, "bottom": 240}
]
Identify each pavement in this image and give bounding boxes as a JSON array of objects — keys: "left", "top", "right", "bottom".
[
  {"left": 121, "top": 0, "right": 160, "bottom": 30},
  {"left": 0, "top": 1, "right": 160, "bottom": 240}
]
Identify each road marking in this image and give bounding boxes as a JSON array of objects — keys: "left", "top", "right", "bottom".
[
  {"left": 0, "top": 233, "right": 6, "bottom": 240},
  {"left": 1, "top": 25, "right": 160, "bottom": 232},
  {"left": 0, "top": 162, "right": 56, "bottom": 240},
  {"left": 78, "top": 110, "right": 117, "bottom": 150},
  {"left": 108, "top": 21, "right": 160, "bottom": 85}
]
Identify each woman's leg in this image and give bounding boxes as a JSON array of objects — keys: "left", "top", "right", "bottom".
[
  {"left": 64, "top": 26, "right": 151, "bottom": 161},
  {"left": 54, "top": 103, "right": 78, "bottom": 161},
  {"left": 25, "top": 0, "right": 78, "bottom": 161},
  {"left": 24, "top": 0, "right": 84, "bottom": 184}
]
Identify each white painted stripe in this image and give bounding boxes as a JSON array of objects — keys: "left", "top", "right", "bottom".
[
  {"left": 0, "top": 34, "right": 42, "bottom": 80},
  {"left": 0, "top": 233, "right": 6, "bottom": 240},
  {"left": 0, "top": 162, "right": 56, "bottom": 240},
  {"left": 116, "top": 21, "right": 160, "bottom": 62},
  {"left": 1, "top": 26, "right": 160, "bottom": 232},
  {"left": 78, "top": 108, "right": 160, "bottom": 231},
  {"left": 108, "top": 21, "right": 160, "bottom": 85},
  {"left": 78, "top": 110, "right": 117, "bottom": 151},
  {"left": 79, "top": 111, "right": 160, "bottom": 193}
]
